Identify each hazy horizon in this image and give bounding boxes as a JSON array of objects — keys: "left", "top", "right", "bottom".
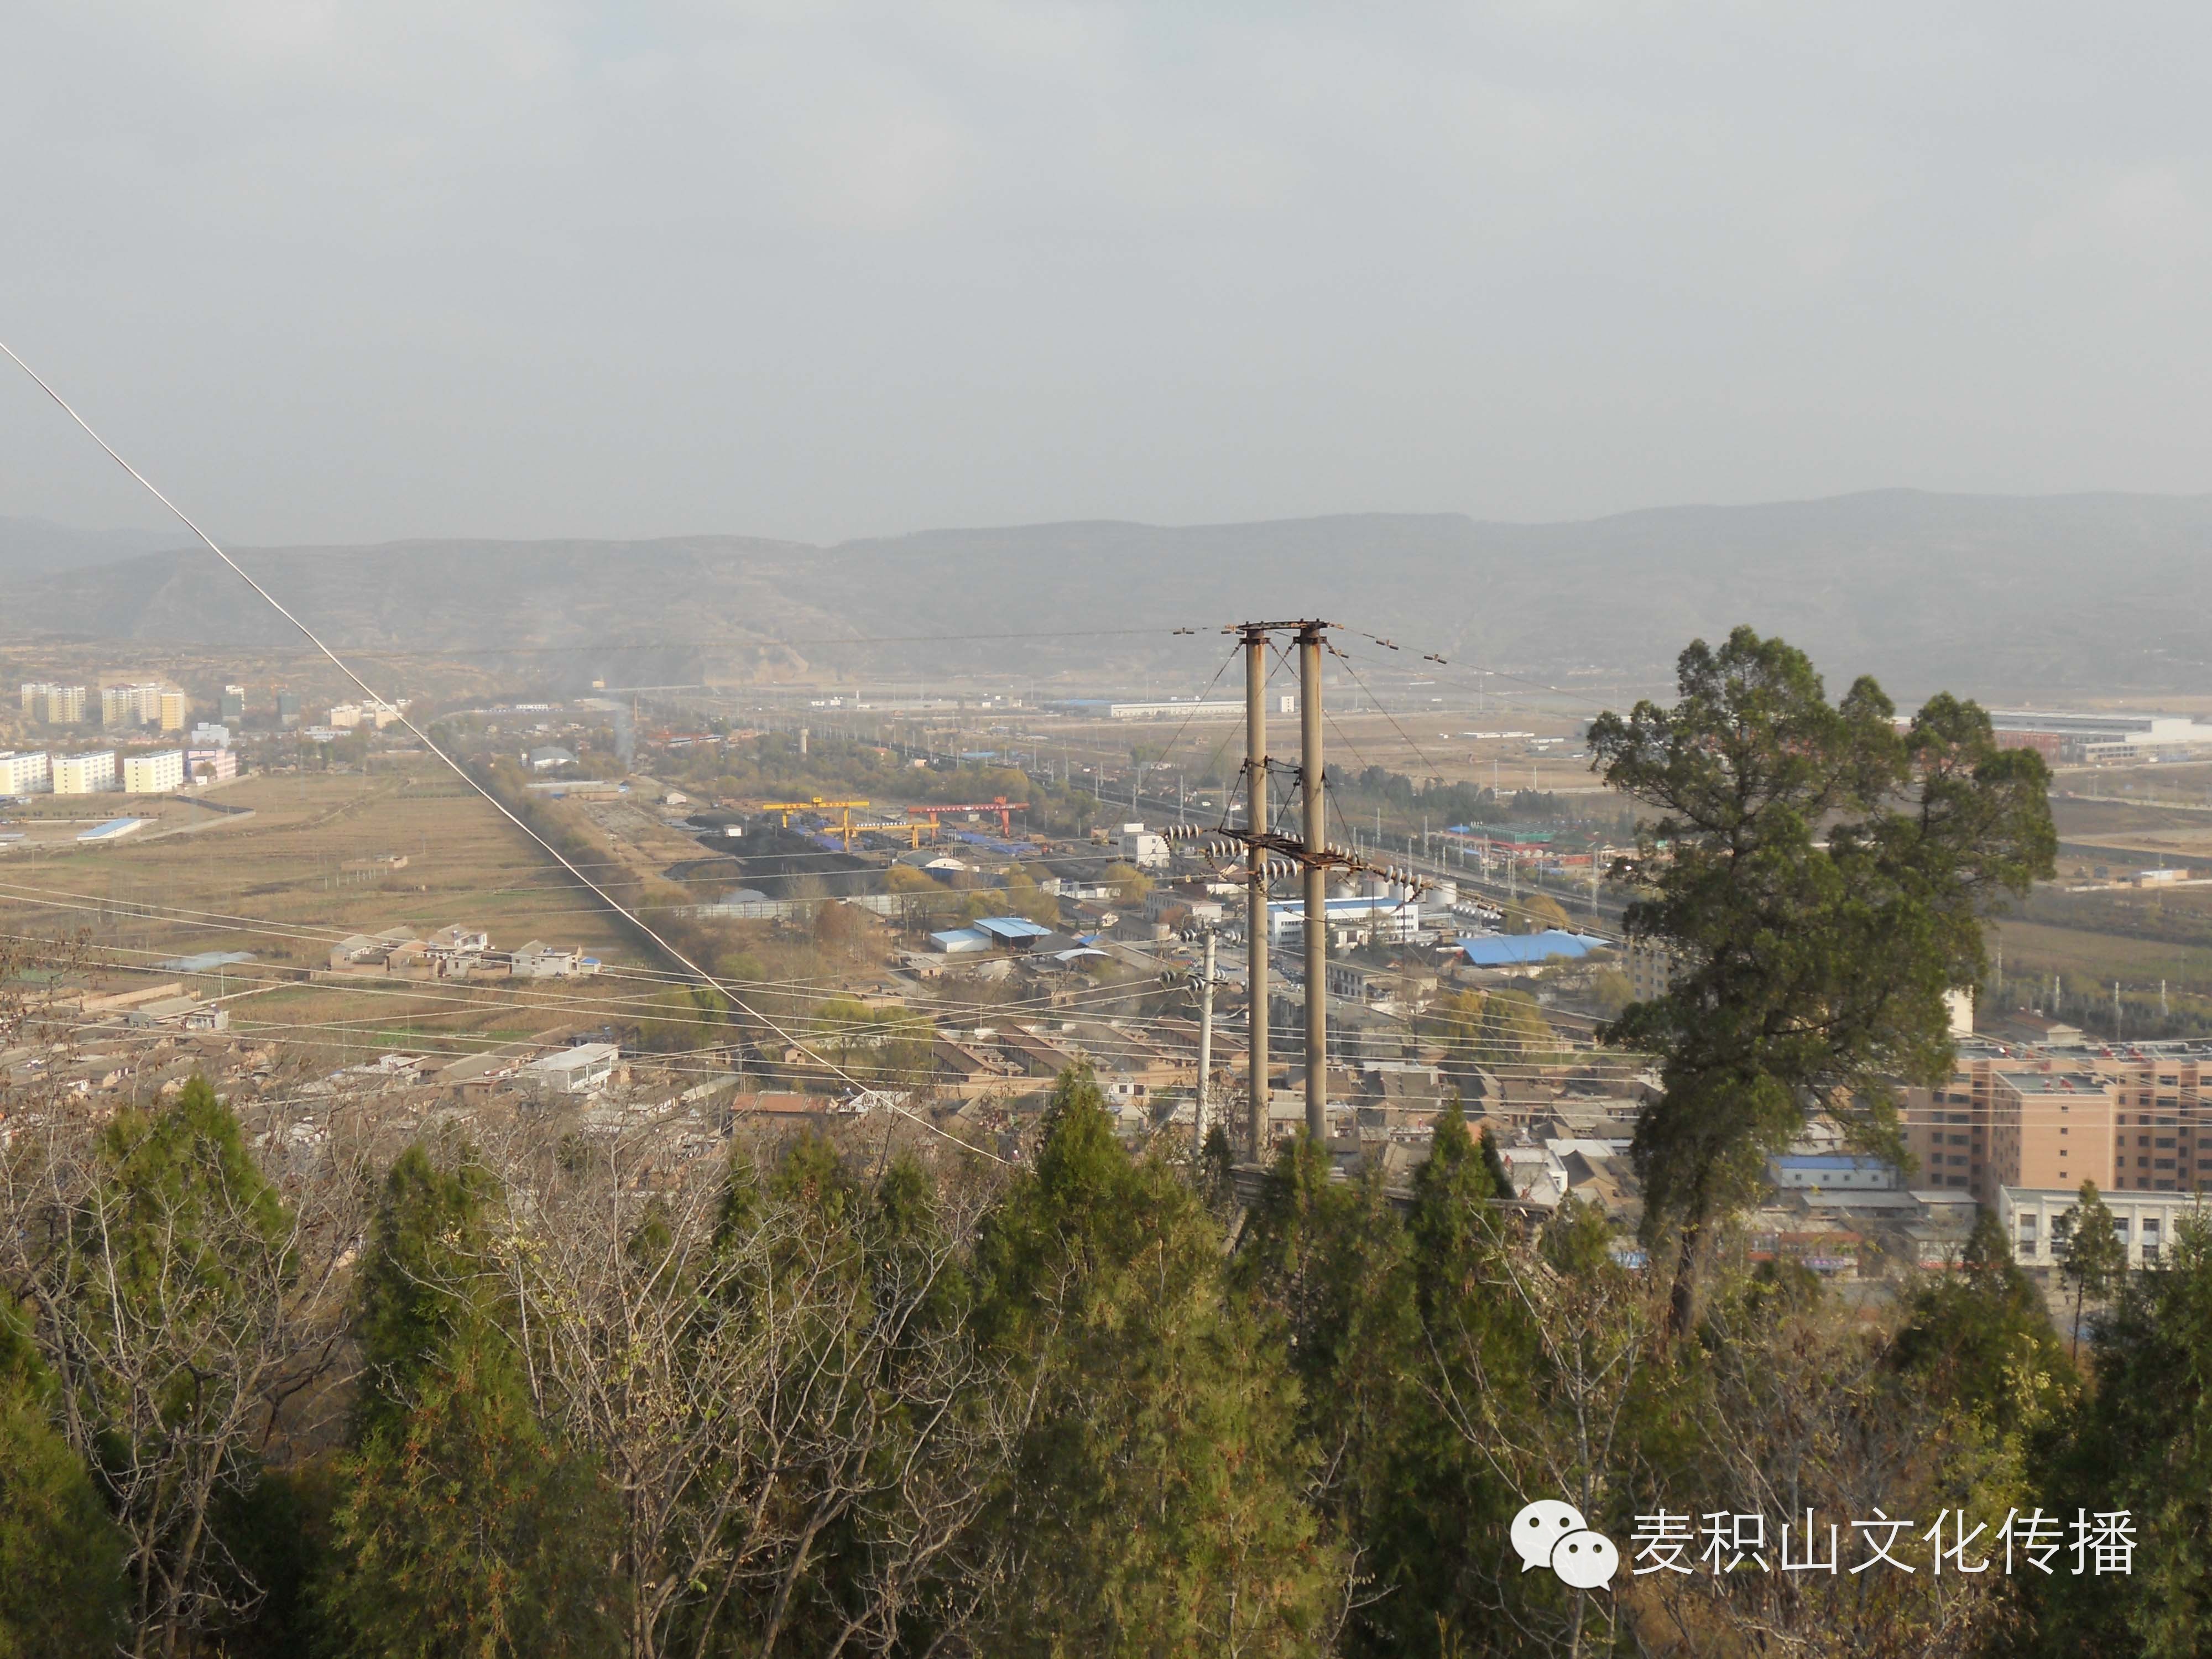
[
  {"left": 8, "top": 4, "right": 2212, "bottom": 548},
  {"left": 16, "top": 480, "right": 2212, "bottom": 560}
]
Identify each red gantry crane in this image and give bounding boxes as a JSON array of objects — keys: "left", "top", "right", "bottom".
[{"left": 904, "top": 797, "right": 1027, "bottom": 838}]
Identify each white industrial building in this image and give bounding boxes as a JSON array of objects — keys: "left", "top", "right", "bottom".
[
  {"left": 1265, "top": 893, "right": 1421, "bottom": 944},
  {"left": 2001, "top": 1185, "right": 2210, "bottom": 1270},
  {"left": 1118, "top": 826, "right": 1171, "bottom": 870},
  {"left": 520, "top": 1042, "right": 622, "bottom": 1098}
]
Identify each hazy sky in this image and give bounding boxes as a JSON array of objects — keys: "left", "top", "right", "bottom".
[{"left": 5, "top": 2, "right": 2210, "bottom": 545}]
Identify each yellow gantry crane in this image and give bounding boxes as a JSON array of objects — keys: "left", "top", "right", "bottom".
[{"left": 760, "top": 797, "right": 872, "bottom": 849}]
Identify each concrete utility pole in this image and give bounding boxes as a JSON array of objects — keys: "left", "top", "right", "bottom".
[
  {"left": 1244, "top": 625, "right": 1271, "bottom": 1160},
  {"left": 1195, "top": 925, "right": 1217, "bottom": 1158},
  {"left": 1164, "top": 618, "right": 1426, "bottom": 1165},
  {"left": 1300, "top": 622, "right": 1328, "bottom": 1144}
]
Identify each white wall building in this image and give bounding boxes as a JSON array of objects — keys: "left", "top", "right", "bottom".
[
  {"left": 53, "top": 752, "right": 118, "bottom": 794},
  {"left": 520, "top": 1042, "right": 622, "bottom": 1098},
  {"left": 0, "top": 752, "right": 52, "bottom": 794},
  {"left": 1118, "top": 828, "right": 1171, "bottom": 871},
  {"left": 2000, "top": 1184, "right": 2210, "bottom": 1270},
  {"left": 1265, "top": 894, "right": 1421, "bottom": 944},
  {"left": 123, "top": 750, "right": 186, "bottom": 794}
]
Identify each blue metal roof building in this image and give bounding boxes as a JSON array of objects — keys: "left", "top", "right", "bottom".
[
  {"left": 1456, "top": 930, "right": 1608, "bottom": 967},
  {"left": 77, "top": 817, "right": 147, "bottom": 843}
]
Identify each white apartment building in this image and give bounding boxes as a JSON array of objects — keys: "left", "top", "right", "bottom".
[
  {"left": 123, "top": 750, "right": 186, "bottom": 794},
  {"left": 0, "top": 752, "right": 52, "bottom": 794},
  {"left": 54, "top": 752, "right": 119, "bottom": 794}
]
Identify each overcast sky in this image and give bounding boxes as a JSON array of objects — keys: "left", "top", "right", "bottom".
[{"left": 4, "top": 2, "right": 2209, "bottom": 546}]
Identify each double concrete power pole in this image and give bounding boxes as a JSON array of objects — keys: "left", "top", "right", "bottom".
[
  {"left": 1172, "top": 620, "right": 1427, "bottom": 1163},
  {"left": 1236, "top": 620, "right": 1337, "bottom": 1157}
]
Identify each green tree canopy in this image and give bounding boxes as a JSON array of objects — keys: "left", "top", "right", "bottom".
[
  {"left": 1590, "top": 627, "right": 2054, "bottom": 1333},
  {"left": 972, "top": 1066, "right": 1342, "bottom": 1655},
  {"left": 0, "top": 1296, "right": 128, "bottom": 1658}
]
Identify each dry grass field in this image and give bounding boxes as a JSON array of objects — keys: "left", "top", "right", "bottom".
[{"left": 0, "top": 760, "right": 675, "bottom": 1066}]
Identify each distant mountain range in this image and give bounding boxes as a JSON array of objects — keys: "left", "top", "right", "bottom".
[{"left": 6, "top": 491, "right": 2210, "bottom": 702}]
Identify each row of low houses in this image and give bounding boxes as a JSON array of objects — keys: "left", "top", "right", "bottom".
[{"left": 326, "top": 925, "right": 600, "bottom": 980}]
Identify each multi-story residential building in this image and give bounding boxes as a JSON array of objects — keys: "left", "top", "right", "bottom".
[
  {"left": 275, "top": 689, "right": 302, "bottom": 727},
  {"left": 123, "top": 750, "right": 186, "bottom": 794},
  {"left": 158, "top": 691, "right": 187, "bottom": 733},
  {"left": 186, "top": 748, "right": 237, "bottom": 784},
  {"left": 0, "top": 752, "right": 53, "bottom": 794},
  {"left": 21, "top": 684, "right": 88, "bottom": 723},
  {"left": 1902, "top": 1040, "right": 2206, "bottom": 1203},
  {"left": 1987, "top": 1069, "right": 2119, "bottom": 1196},
  {"left": 53, "top": 751, "right": 118, "bottom": 794},
  {"left": 2099, "top": 1049, "right": 2205, "bottom": 1192},
  {"left": 219, "top": 684, "right": 246, "bottom": 723},
  {"left": 190, "top": 723, "right": 231, "bottom": 748},
  {"left": 1624, "top": 937, "right": 1682, "bottom": 1003},
  {"left": 101, "top": 682, "right": 165, "bottom": 727}
]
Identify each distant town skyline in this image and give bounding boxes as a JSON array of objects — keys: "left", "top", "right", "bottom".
[{"left": 7, "top": 3, "right": 2212, "bottom": 547}]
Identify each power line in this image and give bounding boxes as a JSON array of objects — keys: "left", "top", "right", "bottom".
[{"left": 0, "top": 339, "right": 1006, "bottom": 1164}]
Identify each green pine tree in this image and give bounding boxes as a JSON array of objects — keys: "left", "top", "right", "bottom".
[
  {"left": 2060, "top": 1180, "right": 2127, "bottom": 1363},
  {"left": 2035, "top": 1212, "right": 2212, "bottom": 1657},
  {"left": 0, "top": 1296, "right": 129, "bottom": 1658},
  {"left": 315, "top": 1142, "right": 623, "bottom": 1658},
  {"left": 1363, "top": 1104, "right": 1550, "bottom": 1655},
  {"left": 62, "top": 1074, "right": 299, "bottom": 1655},
  {"left": 1590, "top": 629, "right": 2055, "bottom": 1334},
  {"left": 973, "top": 1066, "right": 1344, "bottom": 1656}
]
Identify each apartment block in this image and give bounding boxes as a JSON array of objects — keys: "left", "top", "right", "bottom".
[
  {"left": 1902, "top": 1040, "right": 2205, "bottom": 1203},
  {"left": 20, "top": 683, "right": 88, "bottom": 723},
  {"left": 53, "top": 752, "right": 118, "bottom": 794},
  {"left": 158, "top": 691, "right": 187, "bottom": 733},
  {"left": 1988, "top": 1070, "right": 2119, "bottom": 1196},
  {"left": 0, "top": 751, "right": 53, "bottom": 794},
  {"left": 123, "top": 750, "right": 186, "bottom": 794},
  {"left": 1624, "top": 937, "right": 1682, "bottom": 1003},
  {"left": 2101, "top": 1052, "right": 2206, "bottom": 1192},
  {"left": 219, "top": 684, "right": 246, "bottom": 723},
  {"left": 275, "top": 690, "right": 301, "bottom": 727},
  {"left": 186, "top": 747, "right": 237, "bottom": 784},
  {"left": 101, "top": 683, "right": 165, "bottom": 727}
]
